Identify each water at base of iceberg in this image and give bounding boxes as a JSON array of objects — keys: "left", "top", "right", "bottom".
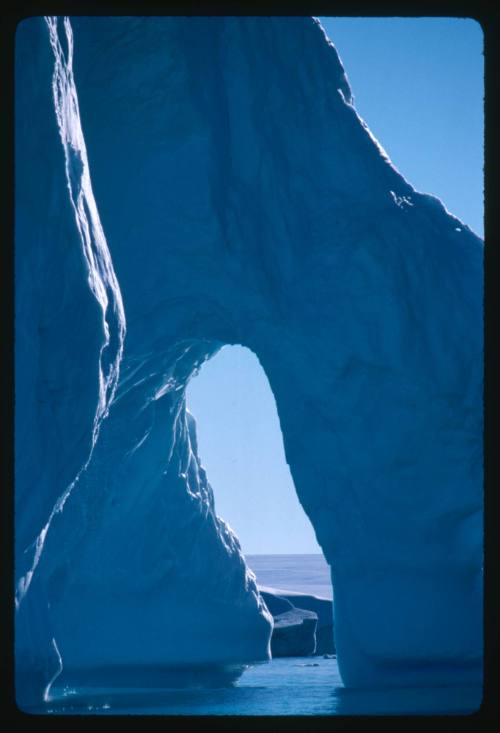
[{"left": 29, "top": 657, "right": 481, "bottom": 716}]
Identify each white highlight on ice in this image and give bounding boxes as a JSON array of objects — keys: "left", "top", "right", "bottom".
[
  {"left": 43, "top": 637, "right": 63, "bottom": 702},
  {"left": 389, "top": 190, "right": 414, "bottom": 209},
  {"left": 16, "top": 16, "right": 126, "bottom": 609}
]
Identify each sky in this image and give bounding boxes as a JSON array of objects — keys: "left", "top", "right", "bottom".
[
  {"left": 319, "top": 17, "right": 484, "bottom": 238},
  {"left": 187, "top": 18, "right": 484, "bottom": 556}
]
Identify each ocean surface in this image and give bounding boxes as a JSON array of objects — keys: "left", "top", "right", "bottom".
[{"left": 38, "top": 555, "right": 481, "bottom": 716}]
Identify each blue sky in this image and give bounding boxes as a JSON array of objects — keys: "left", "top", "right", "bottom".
[
  {"left": 187, "top": 18, "right": 484, "bottom": 556},
  {"left": 319, "top": 17, "right": 484, "bottom": 237}
]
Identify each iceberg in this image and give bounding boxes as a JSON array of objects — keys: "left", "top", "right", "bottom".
[
  {"left": 15, "top": 15, "right": 483, "bottom": 708},
  {"left": 260, "top": 588, "right": 335, "bottom": 655}
]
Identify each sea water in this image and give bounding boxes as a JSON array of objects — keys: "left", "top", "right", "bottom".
[{"left": 35, "top": 555, "right": 481, "bottom": 716}]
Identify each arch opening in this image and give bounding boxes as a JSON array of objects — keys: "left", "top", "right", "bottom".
[{"left": 186, "top": 344, "right": 335, "bottom": 658}]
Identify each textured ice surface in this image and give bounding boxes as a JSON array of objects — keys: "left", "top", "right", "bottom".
[
  {"left": 261, "top": 588, "right": 335, "bottom": 655},
  {"left": 15, "top": 16, "right": 483, "bottom": 707},
  {"left": 271, "top": 609, "right": 318, "bottom": 657}
]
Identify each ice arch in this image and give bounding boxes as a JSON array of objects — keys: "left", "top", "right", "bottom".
[{"left": 15, "top": 16, "right": 483, "bottom": 706}]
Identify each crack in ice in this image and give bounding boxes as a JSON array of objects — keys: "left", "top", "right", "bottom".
[{"left": 43, "top": 638, "right": 63, "bottom": 703}]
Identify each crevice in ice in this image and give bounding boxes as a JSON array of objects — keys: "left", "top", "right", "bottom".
[
  {"left": 16, "top": 16, "right": 126, "bottom": 609},
  {"left": 43, "top": 638, "right": 63, "bottom": 703}
]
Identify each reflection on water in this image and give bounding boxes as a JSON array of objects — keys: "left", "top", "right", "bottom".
[
  {"left": 50, "top": 662, "right": 247, "bottom": 689},
  {"left": 332, "top": 685, "right": 482, "bottom": 716},
  {"left": 29, "top": 657, "right": 482, "bottom": 716}
]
